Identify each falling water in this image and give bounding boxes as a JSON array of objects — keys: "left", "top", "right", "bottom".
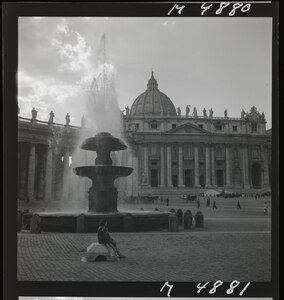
[{"left": 60, "top": 33, "right": 134, "bottom": 211}]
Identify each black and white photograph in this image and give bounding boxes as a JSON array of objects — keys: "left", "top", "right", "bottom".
[
  {"left": 16, "top": 14, "right": 272, "bottom": 282},
  {"left": 3, "top": 2, "right": 279, "bottom": 300}
]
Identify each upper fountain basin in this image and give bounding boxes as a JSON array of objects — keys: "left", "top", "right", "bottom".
[
  {"left": 73, "top": 165, "right": 133, "bottom": 179},
  {"left": 80, "top": 132, "right": 127, "bottom": 152}
]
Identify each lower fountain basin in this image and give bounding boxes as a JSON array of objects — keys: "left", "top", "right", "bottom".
[
  {"left": 22, "top": 211, "right": 170, "bottom": 232},
  {"left": 73, "top": 166, "right": 133, "bottom": 179}
]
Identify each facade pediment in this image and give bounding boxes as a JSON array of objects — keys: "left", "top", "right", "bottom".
[{"left": 165, "top": 122, "right": 210, "bottom": 134}]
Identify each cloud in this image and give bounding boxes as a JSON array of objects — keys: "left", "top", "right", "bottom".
[{"left": 161, "top": 20, "right": 175, "bottom": 27}]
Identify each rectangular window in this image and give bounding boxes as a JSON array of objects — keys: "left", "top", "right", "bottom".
[
  {"left": 233, "top": 126, "right": 238, "bottom": 132},
  {"left": 198, "top": 124, "right": 203, "bottom": 129},
  {"left": 215, "top": 125, "right": 223, "bottom": 131},
  {"left": 150, "top": 123, "right": 158, "bottom": 129},
  {"left": 172, "top": 124, "right": 177, "bottom": 129},
  {"left": 135, "top": 123, "right": 140, "bottom": 130}
]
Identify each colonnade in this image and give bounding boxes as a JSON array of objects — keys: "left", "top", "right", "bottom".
[{"left": 18, "top": 142, "right": 71, "bottom": 202}]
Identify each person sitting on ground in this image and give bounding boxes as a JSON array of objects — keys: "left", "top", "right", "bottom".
[{"left": 97, "top": 219, "right": 125, "bottom": 258}]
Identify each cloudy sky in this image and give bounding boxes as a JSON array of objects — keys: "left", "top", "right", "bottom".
[{"left": 18, "top": 17, "right": 272, "bottom": 127}]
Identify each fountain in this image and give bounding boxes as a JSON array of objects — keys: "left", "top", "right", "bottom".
[
  {"left": 73, "top": 132, "right": 133, "bottom": 213},
  {"left": 21, "top": 34, "right": 170, "bottom": 233},
  {"left": 24, "top": 131, "right": 170, "bottom": 233}
]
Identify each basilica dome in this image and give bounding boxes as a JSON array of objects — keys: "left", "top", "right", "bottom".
[{"left": 130, "top": 72, "right": 176, "bottom": 116}]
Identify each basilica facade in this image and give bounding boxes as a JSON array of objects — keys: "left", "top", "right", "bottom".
[{"left": 17, "top": 72, "right": 271, "bottom": 207}]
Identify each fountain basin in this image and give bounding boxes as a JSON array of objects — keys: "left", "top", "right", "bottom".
[
  {"left": 81, "top": 132, "right": 127, "bottom": 152},
  {"left": 73, "top": 165, "right": 133, "bottom": 179},
  {"left": 22, "top": 211, "right": 170, "bottom": 232}
]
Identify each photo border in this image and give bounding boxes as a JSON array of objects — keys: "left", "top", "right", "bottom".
[{"left": 3, "top": 2, "right": 279, "bottom": 300}]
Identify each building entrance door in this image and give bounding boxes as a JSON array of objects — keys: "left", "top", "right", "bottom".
[
  {"left": 172, "top": 175, "right": 178, "bottom": 187},
  {"left": 150, "top": 169, "right": 158, "bottom": 187},
  {"left": 251, "top": 162, "right": 262, "bottom": 188},
  {"left": 199, "top": 175, "right": 205, "bottom": 187},
  {"left": 184, "top": 169, "right": 192, "bottom": 187},
  {"left": 216, "top": 170, "right": 224, "bottom": 187}
]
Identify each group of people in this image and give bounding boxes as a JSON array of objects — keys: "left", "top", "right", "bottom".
[{"left": 197, "top": 198, "right": 218, "bottom": 209}]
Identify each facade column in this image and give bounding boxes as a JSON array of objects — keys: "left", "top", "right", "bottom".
[
  {"left": 27, "top": 143, "right": 36, "bottom": 201},
  {"left": 166, "top": 145, "right": 172, "bottom": 187},
  {"left": 62, "top": 149, "right": 70, "bottom": 201},
  {"left": 132, "top": 151, "right": 139, "bottom": 196},
  {"left": 211, "top": 145, "right": 216, "bottom": 187},
  {"left": 142, "top": 145, "right": 149, "bottom": 185},
  {"left": 241, "top": 145, "right": 250, "bottom": 188},
  {"left": 226, "top": 145, "right": 231, "bottom": 186},
  {"left": 160, "top": 145, "right": 165, "bottom": 187},
  {"left": 205, "top": 145, "right": 211, "bottom": 187},
  {"left": 178, "top": 145, "right": 184, "bottom": 187},
  {"left": 194, "top": 144, "right": 200, "bottom": 187},
  {"left": 44, "top": 144, "right": 53, "bottom": 201},
  {"left": 262, "top": 146, "right": 270, "bottom": 187}
]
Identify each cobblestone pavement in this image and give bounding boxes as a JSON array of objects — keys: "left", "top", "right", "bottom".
[{"left": 18, "top": 214, "right": 271, "bottom": 282}]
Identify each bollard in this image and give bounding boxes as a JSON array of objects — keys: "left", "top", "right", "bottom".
[
  {"left": 183, "top": 210, "right": 193, "bottom": 229},
  {"left": 168, "top": 214, "right": 178, "bottom": 232},
  {"left": 123, "top": 213, "right": 135, "bottom": 232},
  {"left": 17, "top": 210, "right": 23, "bottom": 232},
  {"left": 76, "top": 214, "right": 86, "bottom": 233},
  {"left": 195, "top": 211, "right": 204, "bottom": 228},
  {"left": 30, "top": 214, "right": 41, "bottom": 233},
  {"left": 176, "top": 209, "right": 183, "bottom": 226}
]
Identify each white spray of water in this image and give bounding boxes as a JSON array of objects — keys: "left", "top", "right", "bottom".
[{"left": 60, "top": 33, "right": 134, "bottom": 211}]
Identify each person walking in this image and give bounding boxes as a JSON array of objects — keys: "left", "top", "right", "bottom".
[
  {"left": 97, "top": 219, "right": 125, "bottom": 258},
  {"left": 264, "top": 201, "right": 268, "bottom": 216},
  {"left": 212, "top": 200, "right": 217, "bottom": 210},
  {"left": 166, "top": 198, "right": 169, "bottom": 206},
  {"left": 237, "top": 200, "right": 241, "bottom": 209},
  {"left": 197, "top": 199, "right": 200, "bottom": 209},
  {"left": 206, "top": 198, "right": 210, "bottom": 207}
]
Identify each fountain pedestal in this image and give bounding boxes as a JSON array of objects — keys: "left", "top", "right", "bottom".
[{"left": 88, "top": 184, "right": 118, "bottom": 213}]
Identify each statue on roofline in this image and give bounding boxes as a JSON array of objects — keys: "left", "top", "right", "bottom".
[
  {"left": 48, "top": 111, "right": 54, "bottom": 124},
  {"left": 65, "top": 113, "right": 70, "bottom": 126}
]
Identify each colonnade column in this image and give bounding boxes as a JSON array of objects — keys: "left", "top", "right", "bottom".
[
  {"left": 37, "top": 148, "right": 45, "bottom": 199},
  {"left": 225, "top": 145, "right": 231, "bottom": 186},
  {"left": 18, "top": 145, "right": 27, "bottom": 199},
  {"left": 27, "top": 143, "right": 36, "bottom": 201},
  {"left": 205, "top": 145, "right": 211, "bottom": 187},
  {"left": 194, "top": 145, "right": 200, "bottom": 187},
  {"left": 241, "top": 145, "right": 250, "bottom": 188},
  {"left": 62, "top": 149, "right": 70, "bottom": 201},
  {"left": 211, "top": 145, "right": 216, "bottom": 187},
  {"left": 166, "top": 145, "right": 172, "bottom": 187},
  {"left": 178, "top": 145, "right": 184, "bottom": 187},
  {"left": 160, "top": 145, "right": 165, "bottom": 187},
  {"left": 44, "top": 144, "right": 53, "bottom": 201}
]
